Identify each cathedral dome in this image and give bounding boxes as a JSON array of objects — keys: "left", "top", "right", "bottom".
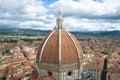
[
  {"left": 36, "top": 11, "right": 83, "bottom": 65},
  {"left": 37, "top": 29, "right": 83, "bottom": 64},
  {"left": 33, "top": 10, "right": 83, "bottom": 80}
]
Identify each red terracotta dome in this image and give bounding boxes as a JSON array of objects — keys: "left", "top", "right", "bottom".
[
  {"left": 36, "top": 10, "right": 83, "bottom": 65},
  {"left": 37, "top": 29, "right": 83, "bottom": 64}
]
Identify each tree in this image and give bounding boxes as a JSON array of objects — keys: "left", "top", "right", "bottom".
[{"left": 101, "top": 51, "right": 110, "bottom": 55}]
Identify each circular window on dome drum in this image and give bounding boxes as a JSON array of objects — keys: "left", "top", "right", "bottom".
[
  {"left": 48, "top": 71, "right": 52, "bottom": 76},
  {"left": 67, "top": 71, "right": 72, "bottom": 76}
]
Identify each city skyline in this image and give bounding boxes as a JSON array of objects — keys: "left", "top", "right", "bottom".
[{"left": 0, "top": 0, "right": 120, "bottom": 31}]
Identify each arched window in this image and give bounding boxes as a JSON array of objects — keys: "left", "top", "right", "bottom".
[
  {"left": 67, "top": 71, "right": 72, "bottom": 76},
  {"left": 48, "top": 71, "right": 52, "bottom": 76}
]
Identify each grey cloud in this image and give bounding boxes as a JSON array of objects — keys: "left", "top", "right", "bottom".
[
  {"left": 50, "top": 0, "right": 120, "bottom": 20},
  {"left": 63, "top": 9, "right": 120, "bottom": 20},
  {"left": 0, "top": 0, "right": 120, "bottom": 31}
]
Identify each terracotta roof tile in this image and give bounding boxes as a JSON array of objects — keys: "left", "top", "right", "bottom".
[
  {"left": 36, "top": 76, "right": 54, "bottom": 80},
  {"left": 37, "top": 29, "right": 83, "bottom": 64}
]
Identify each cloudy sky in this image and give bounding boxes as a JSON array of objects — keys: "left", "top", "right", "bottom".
[{"left": 0, "top": 0, "right": 120, "bottom": 31}]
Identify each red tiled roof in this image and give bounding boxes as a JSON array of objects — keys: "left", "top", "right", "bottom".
[
  {"left": 28, "top": 54, "right": 36, "bottom": 60},
  {"left": 0, "top": 69, "right": 7, "bottom": 73},
  {"left": 37, "top": 29, "right": 83, "bottom": 64},
  {"left": 36, "top": 76, "right": 54, "bottom": 80},
  {"left": 32, "top": 68, "right": 38, "bottom": 80}
]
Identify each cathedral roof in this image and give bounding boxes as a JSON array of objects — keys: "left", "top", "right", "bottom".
[
  {"left": 36, "top": 10, "right": 83, "bottom": 64},
  {"left": 36, "top": 76, "right": 54, "bottom": 80}
]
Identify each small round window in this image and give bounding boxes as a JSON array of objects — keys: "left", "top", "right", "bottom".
[
  {"left": 48, "top": 71, "right": 52, "bottom": 76},
  {"left": 67, "top": 71, "right": 72, "bottom": 76}
]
